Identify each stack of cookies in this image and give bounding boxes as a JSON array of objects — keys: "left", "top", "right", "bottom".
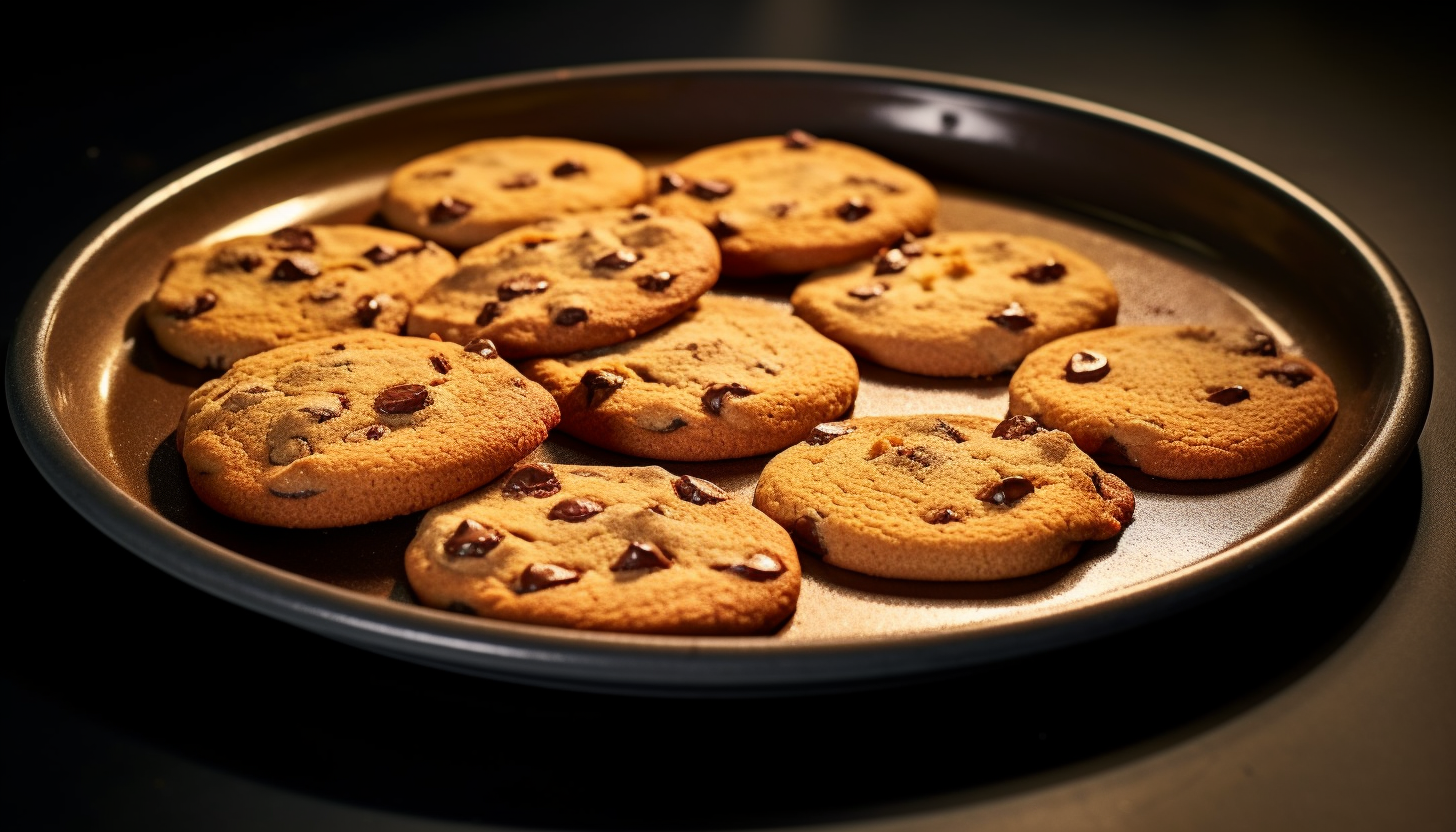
[{"left": 147, "top": 130, "right": 1338, "bottom": 637}]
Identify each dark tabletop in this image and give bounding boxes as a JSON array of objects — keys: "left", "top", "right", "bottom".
[{"left": 4, "top": 3, "right": 1452, "bottom": 830}]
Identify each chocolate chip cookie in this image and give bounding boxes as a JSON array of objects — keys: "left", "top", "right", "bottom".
[
  {"left": 404, "top": 207, "right": 719, "bottom": 357},
  {"left": 146, "top": 225, "right": 456, "bottom": 370},
  {"left": 518, "top": 294, "right": 860, "bottom": 461},
  {"left": 649, "top": 130, "right": 938, "bottom": 277},
  {"left": 381, "top": 137, "right": 648, "bottom": 249},
  {"left": 753, "top": 415, "right": 1134, "bottom": 581},
  {"left": 1007, "top": 325, "right": 1338, "bottom": 479},
  {"left": 791, "top": 231, "right": 1119, "bottom": 377},
  {"left": 405, "top": 463, "right": 800, "bottom": 634},
  {"left": 179, "top": 332, "right": 560, "bottom": 527}
]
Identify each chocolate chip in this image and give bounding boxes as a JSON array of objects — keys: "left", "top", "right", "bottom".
[
  {"left": 498, "top": 277, "right": 549, "bottom": 300},
  {"left": 927, "top": 508, "right": 959, "bottom": 524},
  {"left": 989, "top": 301, "right": 1034, "bottom": 331},
  {"left": 658, "top": 171, "right": 685, "bottom": 194},
  {"left": 374, "top": 384, "right": 430, "bottom": 415},
  {"left": 769, "top": 202, "right": 796, "bottom": 218},
  {"left": 1065, "top": 351, "right": 1110, "bottom": 383},
  {"left": 993, "top": 415, "right": 1046, "bottom": 440},
  {"left": 269, "top": 227, "right": 316, "bottom": 252},
  {"left": 636, "top": 271, "right": 675, "bottom": 292},
  {"left": 710, "top": 213, "right": 740, "bottom": 240},
  {"left": 837, "top": 198, "right": 872, "bottom": 222},
  {"left": 1263, "top": 363, "right": 1313, "bottom": 387},
  {"left": 503, "top": 463, "right": 560, "bottom": 498},
  {"left": 499, "top": 172, "right": 538, "bottom": 189},
  {"left": 610, "top": 541, "right": 671, "bottom": 572},
  {"left": 270, "top": 257, "right": 320, "bottom": 282},
  {"left": 718, "top": 553, "right": 785, "bottom": 581},
  {"left": 363, "top": 244, "right": 399, "bottom": 265},
  {"left": 344, "top": 424, "right": 390, "bottom": 442},
  {"left": 355, "top": 295, "right": 385, "bottom": 327},
  {"left": 690, "top": 179, "right": 733, "bottom": 200},
  {"left": 445, "top": 519, "right": 503, "bottom": 558},
  {"left": 300, "top": 402, "right": 341, "bottom": 422},
  {"left": 205, "top": 249, "right": 262, "bottom": 273},
  {"left": 783, "top": 128, "right": 818, "bottom": 148},
  {"left": 1243, "top": 330, "right": 1279, "bottom": 356},
  {"left": 702, "top": 382, "right": 752, "bottom": 415},
  {"left": 792, "top": 516, "right": 824, "bottom": 554},
  {"left": 552, "top": 159, "right": 587, "bottom": 177},
  {"left": 169, "top": 291, "right": 217, "bottom": 320},
  {"left": 594, "top": 249, "right": 639, "bottom": 269},
  {"left": 848, "top": 282, "right": 888, "bottom": 300},
  {"left": 979, "top": 476, "right": 1035, "bottom": 506},
  {"left": 629, "top": 205, "right": 654, "bottom": 220},
  {"left": 476, "top": 301, "right": 502, "bottom": 325},
  {"left": 269, "top": 487, "right": 322, "bottom": 499},
  {"left": 1205, "top": 385, "right": 1250, "bottom": 405},
  {"left": 517, "top": 563, "right": 579, "bottom": 593},
  {"left": 874, "top": 248, "right": 909, "bottom": 275},
  {"left": 548, "top": 497, "right": 605, "bottom": 522},
  {"left": 933, "top": 420, "right": 967, "bottom": 442},
  {"left": 673, "top": 475, "right": 729, "bottom": 505},
  {"left": 652, "top": 418, "right": 689, "bottom": 433},
  {"left": 582, "top": 369, "right": 625, "bottom": 405},
  {"left": 464, "top": 338, "right": 499, "bottom": 358},
  {"left": 808, "top": 423, "right": 855, "bottom": 445},
  {"left": 445, "top": 601, "right": 475, "bottom": 614},
  {"left": 554, "top": 307, "right": 588, "bottom": 326},
  {"left": 429, "top": 197, "right": 472, "bottom": 223},
  {"left": 430, "top": 355, "right": 450, "bottom": 374},
  {"left": 1015, "top": 261, "right": 1067, "bottom": 283},
  {"left": 332, "top": 344, "right": 346, "bottom": 351},
  {"left": 889, "top": 232, "right": 924, "bottom": 257}
]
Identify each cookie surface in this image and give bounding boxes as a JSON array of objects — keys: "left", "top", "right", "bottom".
[
  {"left": 792, "top": 231, "right": 1119, "bottom": 377},
  {"left": 649, "top": 132, "right": 938, "bottom": 277},
  {"left": 179, "top": 332, "right": 560, "bottom": 528},
  {"left": 381, "top": 137, "right": 648, "bottom": 248},
  {"left": 1007, "top": 325, "right": 1338, "bottom": 479},
  {"left": 405, "top": 463, "right": 800, "bottom": 634},
  {"left": 405, "top": 208, "right": 720, "bottom": 357},
  {"left": 146, "top": 225, "right": 456, "bottom": 370},
  {"left": 753, "top": 415, "right": 1134, "bottom": 581},
  {"left": 518, "top": 295, "right": 859, "bottom": 461}
]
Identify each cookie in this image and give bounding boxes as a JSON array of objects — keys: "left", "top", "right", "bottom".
[
  {"left": 405, "top": 463, "right": 800, "bottom": 634},
  {"left": 518, "top": 295, "right": 860, "bottom": 461},
  {"left": 649, "top": 130, "right": 938, "bottom": 277},
  {"left": 1006, "top": 325, "right": 1338, "bottom": 479},
  {"left": 381, "top": 137, "right": 648, "bottom": 249},
  {"left": 404, "top": 207, "right": 720, "bottom": 357},
  {"left": 791, "top": 231, "right": 1119, "bottom": 377},
  {"left": 753, "top": 415, "right": 1135, "bottom": 581},
  {"left": 146, "top": 224, "right": 456, "bottom": 370},
  {"left": 179, "top": 332, "right": 560, "bottom": 528}
]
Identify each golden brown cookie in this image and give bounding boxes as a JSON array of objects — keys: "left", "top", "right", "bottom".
[
  {"left": 405, "top": 463, "right": 800, "bottom": 634},
  {"left": 381, "top": 137, "right": 648, "bottom": 248},
  {"left": 518, "top": 295, "right": 860, "bottom": 461},
  {"left": 753, "top": 415, "right": 1134, "bottom": 581},
  {"left": 404, "top": 207, "right": 719, "bottom": 357},
  {"left": 179, "top": 332, "right": 560, "bottom": 528},
  {"left": 649, "top": 130, "right": 938, "bottom": 277},
  {"left": 1007, "top": 325, "right": 1338, "bottom": 479},
  {"left": 792, "top": 231, "right": 1119, "bottom": 377},
  {"left": 145, "top": 225, "right": 456, "bottom": 370}
]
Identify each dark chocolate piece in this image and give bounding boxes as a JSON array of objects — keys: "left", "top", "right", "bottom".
[
  {"left": 464, "top": 338, "right": 499, "bottom": 358},
  {"left": 874, "top": 248, "right": 908, "bottom": 275},
  {"left": 429, "top": 197, "right": 472, "bottom": 223},
  {"left": 836, "top": 198, "right": 871, "bottom": 222},
  {"left": 554, "top": 307, "right": 588, "bottom": 326},
  {"left": 988, "top": 301, "right": 1034, "bottom": 331},
  {"left": 1015, "top": 261, "right": 1066, "bottom": 283},
  {"left": 517, "top": 563, "right": 579, "bottom": 593},
  {"left": 979, "top": 476, "right": 1035, "bottom": 506},
  {"left": 612, "top": 541, "right": 672, "bottom": 572},
  {"left": 582, "top": 369, "right": 625, "bottom": 405},
  {"left": 710, "top": 213, "right": 740, "bottom": 239},
  {"left": 430, "top": 355, "right": 450, "bottom": 374},
  {"left": 673, "top": 475, "right": 729, "bottom": 505},
  {"left": 784, "top": 129, "right": 818, "bottom": 149},
  {"left": 445, "top": 519, "right": 503, "bottom": 558},
  {"left": 594, "top": 249, "right": 639, "bottom": 270},
  {"left": 355, "top": 295, "right": 385, "bottom": 327},
  {"left": 269, "top": 227, "right": 317, "bottom": 252},
  {"left": 1243, "top": 330, "right": 1279, "bottom": 356},
  {"left": 1207, "top": 385, "right": 1250, "bottom": 405},
  {"left": 1065, "top": 351, "right": 1110, "bottom": 383},
  {"left": 270, "top": 257, "right": 320, "bottom": 282},
  {"left": 552, "top": 159, "right": 587, "bottom": 177},
  {"left": 701, "top": 382, "right": 752, "bottom": 415},
  {"left": 658, "top": 171, "right": 685, "bottom": 194},
  {"left": 690, "top": 179, "right": 734, "bottom": 200},
  {"left": 363, "top": 244, "right": 399, "bottom": 265},
  {"left": 718, "top": 553, "right": 785, "bottom": 581},
  {"left": 498, "top": 277, "right": 549, "bottom": 300},
  {"left": 374, "top": 384, "right": 430, "bottom": 415},
  {"left": 499, "top": 172, "right": 538, "bottom": 189},
  {"left": 993, "top": 415, "right": 1046, "bottom": 440},
  {"left": 807, "top": 423, "right": 854, "bottom": 445},
  {"left": 849, "top": 282, "right": 888, "bottom": 300},
  {"left": 503, "top": 463, "right": 561, "bottom": 498},
  {"left": 927, "top": 508, "right": 959, "bottom": 524},
  {"left": 476, "top": 301, "right": 502, "bottom": 325},
  {"left": 169, "top": 291, "right": 217, "bottom": 320},
  {"left": 792, "top": 516, "right": 823, "bottom": 554},
  {"left": 1263, "top": 363, "right": 1313, "bottom": 387},
  {"left": 548, "top": 498, "right": 605, "bottom": 522},
  {"left": 636, "top": 271, "right": 675, "bottom": 292}
]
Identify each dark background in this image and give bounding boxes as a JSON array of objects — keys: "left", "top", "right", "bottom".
[{"left": 4, "top": 2, "right": 1453, "bottom": 830}]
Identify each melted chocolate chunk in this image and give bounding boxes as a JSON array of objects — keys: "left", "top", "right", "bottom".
[
  {"left": 808, "top": 423, "right": 854, "bottom": 445},
  {"left": 270, "top": 257, "right": 320, "bottom": 282},
  {"left": 430, "top": 355, "right": 450, "bottom": 374},
  {"left": 355, "top": 295, "right": 385, "bottom": 327},
  {"left": 476, "top": 301, "right": 502, "bottom": 325},
  {"left": 651, "top": 418, "right": 689, "bottom": 434},
  {"left": 1015, "top": 261, "right": 1067, "bottom": 283},
  {"left": 552, "top": 159, "right": 587, "bottom": 177},
  {"left": 517, "top": 563, "right": 579, "bottom": 593},
  {"left": 988, "top": 301, "right": 1034, "bottom": 331},
  {"left": 374, "top": 384, "right": 430, "bottom": 415},
  {"left": 848, "top": 282, "right": 888, "bottom": 300},
  {"left": 498, "top": 277, "right": 549, "bottom": 300},
  {"left": 1263, "top": 363, "right": 1314, "bottom": 387},
  {"left": 1065, "top": 351, "right": 1110, "bottom": 383},
  {"left": 630, "top": 205, "right": 654, "bottom": 220},
  {"left": 206, "top": 249, "right": 263, "bottom": 273},
  {"left": 594, "top": 249, "right": 639, "bottom": 269},
  {"left": 363, "top": 244, "right": 399, "bottom": 265},
  {"left": 719, "top": 553, "right": 785, "bottom": 581},
  {"left": 701, "top": 382, "right": 752, "bottom": 415},
  {"left": 933, "top": 420, "right": 967, "bottom": 442},
  {"left": 464, "top": 338, "right": 499, "bottom": 358},
  {"left": 169, "top": 291, "right": 217, "bottom": 320},
  {"left": 445, "top": 519, "right": 503, "bottom": 558},
  {"left": 673, "top": 475, "right": 729, "bottom": 505},
  {"left": 548, "top": 497, "right": 605, "bottom": 522},
  {"left": 1243, "top": 330, "right": 1279, "bottom": 356},
  {"left": 1207, "top": 385, "right": 1250, "bottom": 405},
  {"left": 927, "top": 508, "right": 959, "bottom": 524},
  {"left": 874, "top": 248, "right": 909, "bottom": 275},
  {"left": 783, "top": 128, "right": 818, "bottom": 148},
  {"left": 979, "top": 476, "right": 1035, "bottom": 506},
  {"left": 582, "top": 369, "right": 625, "bottom": 405},
  {"left": 554, "top": 307, "right": 588, "bottom": 326},
  {"left": 612, "top": 541, "right": 672, "bottom": 572},
  {"left": 357, "top": 424, "right": 390, "bottom": 441},
  {"left": 691, "top": 179, "right": 734, "bottom": 200},
  {"left": 792, "top": 516, "right": 824, "bottom": 554},
  {"left": 658, "top": 171, "right": 685, "bottom": 194},
  {"left": 889, "top": 232, "right": 924, "bottom": 257},
  {"left": 269, "top": 227, "right": 316, "bottom": 252},
  {"left": 993, "top": 415, "right": 1046, "bottom": 440},
  {"left": 710, "top": 213, "right": 740, "bottom": 240},
  {"left": 502, "top": 463, "right": 561, "bottom": 498},
  {"left": 636, "top": 271, "right": 675, "bottom": 292},
  {"left": 769, "top": 202, "right": 796, "bottom": 218},
  {"left": 836, "top": 198, "right": 872, "bottom": 222},
  {"left": 429, "top": 197, "right": 472, "bottom": 223},
  {"left": 499, "top": 172, "right": 538, "bottom": 189}
]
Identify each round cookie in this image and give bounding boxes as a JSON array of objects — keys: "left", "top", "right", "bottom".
[
  {"left": 792, "top": 231, "right": 1119, "bottom": 377},
  {"left": 381, "top": 137, "right": 648, "bottom": 249},
  {"left": 1007, "top": 325, "right": 1339, "bottom": 479},
  {"left": 405, "top": 207, "right": 720, "bottom": 357},
  {"left": 146, "top": 224, "right": 456, "bottom": 370},
  {"left": 517, "top": 295, "right": 860, "bottom": 461},
  {"left": 649, "top": 130, "right": 938, "bottom": 277},
  {"left": 179, "top": 332, "right": 560, "bottom": 528},
  {"left": 753, "top": 415, "right": 1135, "bottom": 581},
  {"left": 405, "top": 463, "right": 800, "bottom": 635}
]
